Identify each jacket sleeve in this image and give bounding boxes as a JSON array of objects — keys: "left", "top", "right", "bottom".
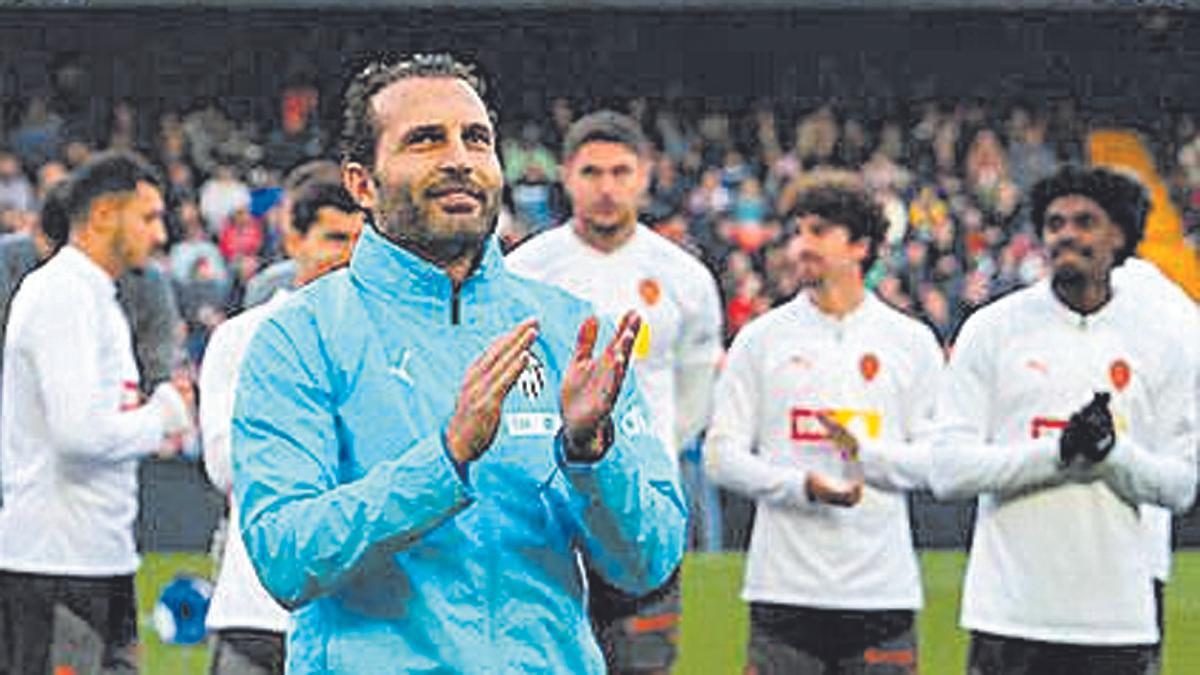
[
  {"left": 704, "top": 327, "right": 815, "bottom": 509},
  {"left": 928, "top": 314, "right": 1065, "bottom": 501},
  {"left": 233, "top": 313, "right": 473, "bottom": 610},
  {"left": 858, "top": 326, "right": 943, "bottom": 492},
  {"left": 559, "top": 367, "right": 687, "bottom": 597},
  {"left": 1099, "top": 337, "right": 1198, "bottom": 513}
]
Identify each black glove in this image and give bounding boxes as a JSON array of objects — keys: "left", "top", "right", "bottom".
[{"left": 1059, "top": 392, "right": 1115, "bottom": 465}]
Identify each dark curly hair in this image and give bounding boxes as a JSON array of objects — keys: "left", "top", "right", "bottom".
[
  {"left": 1030, "top": 165, "right": 1149, "bottom": 265},
  {"left": 339, "top": 53, "right": 492, "bottom": 171},
  {"left": 786, "top": 183, "right": 888, "bottom": 274}
]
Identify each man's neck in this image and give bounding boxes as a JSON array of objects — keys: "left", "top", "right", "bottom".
[
  {"left": 807, "top": 277, "right": 866, "bottom": 319},
  {"left": 1052, "top": 275, "right": 1112, "bottom": 316},
  {"left": 68, "top": 231, "right": 121, "bottom": 279},
  {"left": 378, "top": 225, "right": 485, "bottom": 286},
  {"left": 573, "top": 218, "right": 636, "bottom": 254}
]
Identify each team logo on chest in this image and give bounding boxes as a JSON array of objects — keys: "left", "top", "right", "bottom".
[
  {"left": 518, "top": 351, "right": 548, "bottom": 400},
  {"left": 1109, "top": 358, "right": 1131, "bottom": 392},
  {"left": 859, "top": 353, "right": 880, "bottom": 383},
  {"left": 638, "top": 278, "right": 661, "bottom": 306}
]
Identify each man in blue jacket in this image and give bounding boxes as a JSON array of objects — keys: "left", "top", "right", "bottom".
[{"left": 231, "top": 53, "right": 687, "bottom": 673}]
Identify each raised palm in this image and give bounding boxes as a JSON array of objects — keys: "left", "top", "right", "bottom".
[{"left": 560, "top": 311, "right": 641, "bottom": 457}]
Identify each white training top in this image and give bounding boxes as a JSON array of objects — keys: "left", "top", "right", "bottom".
[
  {"left": 0, "top": 247, "right": 165, "bottom": 576},
  {"left": 1113, "top": 258, "right": 1200, "bottom": 583},
  {"left": 506, "top": 223, "right": 724, "bottom": 458},
  {"left": 931, "top": 279, "right": 1198, "bottom": 646},
  {"left": 706, "top": 291, "right": 943, "bottom": 611},
  {"left": 200, "top": 290, "right": 291, "bottom": 633}
]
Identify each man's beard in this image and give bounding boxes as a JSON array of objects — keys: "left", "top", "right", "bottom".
[
  {"left": 579, "top": 211, "right": 629, "bottom": 238},
  {"left": 1048, "top": 242, "right": 1093, "bottom": 289},
  {"left": 796, "top": 258, "right": 825, "bottom": 289},
  {"left": 375, "top": 180, "right": 500, "bottom": 268}
]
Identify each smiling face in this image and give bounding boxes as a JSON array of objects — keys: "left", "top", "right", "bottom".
[{"left": 343, "top": 76, "right": 503, "bottom": 267}]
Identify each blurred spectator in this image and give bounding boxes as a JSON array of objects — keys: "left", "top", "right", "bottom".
[
  {"left": 158, "top": 111, "right": 190, "bottom": 168},
  {"left": 36, "top": 161, "right": 68, "bottom": 201},
  {"left": 62, "top": 139, "right": 94, "bottom": 170},
  {"left": 184, "top": 100, "right": 236, "bottom": 175},
  {"left": 217, "top": 206, "right": 264, "bottom": 265},
  {"left": 199, "top": 165, "right": 251, "bottom": 235},
  {"left": 107, "top": 100, "right": 144, "bottom": 154},
  {"left": 720, "top": 150, "right": 751, "bottom": 188},
  {"left": 648, "top": 155, "right": 688, "bottom": 219},
  {"left": 8, "top": 96, "right": 64, "bottom": 169},
  {"left": 724, "top": 270, "right": 769, "bottom": 340},
  {"left": 262, "top": 84, "right": 324, "bottom": 173},
  {"left": 170, "top": 200, "right": 230, "bottom": 293},
  {"left": 545, "top": 97, "right": 575, "bottom": 150},
  {"left": 837, "top": 117, "right": 870, "bottom": 168},
  {"left": 731, "top": 177, "right": 768, "bottom": 227},
  {"left": 502, "top": 121, "right": 557, "bottom": 186},
  {"left": 164, "top": 160, "right": 198, "bottom": 211},
  {"left": 510, "top": 163, "right": 559, "bottom": 235},
  {"left": 1006, "top": 109, "right": 1058, "bottom": 193},
  {"left": 688, "top": 167, "right": 731, "bottom": 218},
  {"left": 0, "top": 151, "right": 36, "bottom": 218}
]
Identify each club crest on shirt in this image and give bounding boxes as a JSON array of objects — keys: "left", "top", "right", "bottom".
[
  {"left": 1110, "top": 359, "right": 1131, "bottom": 392},
  {"left": 859, "top": 353, "right": 880, "bottom": 382},
  {"left": 638, "top": 278, "right": 661, "bottom": 306},
  {"left": 518, "top": 351, "right": 547, "bottom": 400}
]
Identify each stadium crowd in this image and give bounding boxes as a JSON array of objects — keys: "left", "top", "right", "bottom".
[{"left": 3, "top": 86, "right": 1199, "bottom": 361}]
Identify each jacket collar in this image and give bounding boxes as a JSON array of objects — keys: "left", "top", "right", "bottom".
[{"left": 348, "top": 221, "right": 506, "bottom": 303}]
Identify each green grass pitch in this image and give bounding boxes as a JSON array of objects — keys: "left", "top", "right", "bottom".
[{"left": 138, "top": 551, "right": 1200, "bottom": 673}]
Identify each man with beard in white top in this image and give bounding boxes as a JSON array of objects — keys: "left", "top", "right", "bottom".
[
  {"left": 506, "top": 110, "right": 722, "bottom": 675},
  {"left": 930, "top": 165, "right": 1198, "bottom": 674},
  {"left": 705, "top": 180, "right": 941, "bottom": 674},
  {"left": 200, "top": 178, "right": 363, "bottom": 675},
  {"left": 1110, "top": 256, "right": 1198, "bottom": 675},
  {"left": 0, "top": 151, "right": 195, "bottom": 674}
]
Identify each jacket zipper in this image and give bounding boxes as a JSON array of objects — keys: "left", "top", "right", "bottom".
[{"left": 451, "top": 282, "right": 461, "bottom": 325}]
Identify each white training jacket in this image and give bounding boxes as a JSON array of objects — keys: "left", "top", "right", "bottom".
[
  {"left": 706, "top": 291, "right": 942, "bottom": 611},
  {"left": 0, "top": 247, "right": 167, "bottom": 575},
  {"left": 506, "top": 223, "right": 724, "bottom": 458},
  {"left": 1113, "top": 258, "right": 1200, "bottom": 584},
  {"left": 931, "top": 278, "right": 1198, "bottom": 646},
  {"left": 200, "top": 289, "right": 291, "bottom": 634}
]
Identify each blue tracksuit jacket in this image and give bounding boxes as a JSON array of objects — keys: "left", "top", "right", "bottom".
[{"left": 232, "top": 225, "right": 687, "bottom": 673}]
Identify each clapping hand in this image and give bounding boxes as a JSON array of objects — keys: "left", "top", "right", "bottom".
[{"left": 560, "top": 311, "right": 641, "bottom": 462}]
